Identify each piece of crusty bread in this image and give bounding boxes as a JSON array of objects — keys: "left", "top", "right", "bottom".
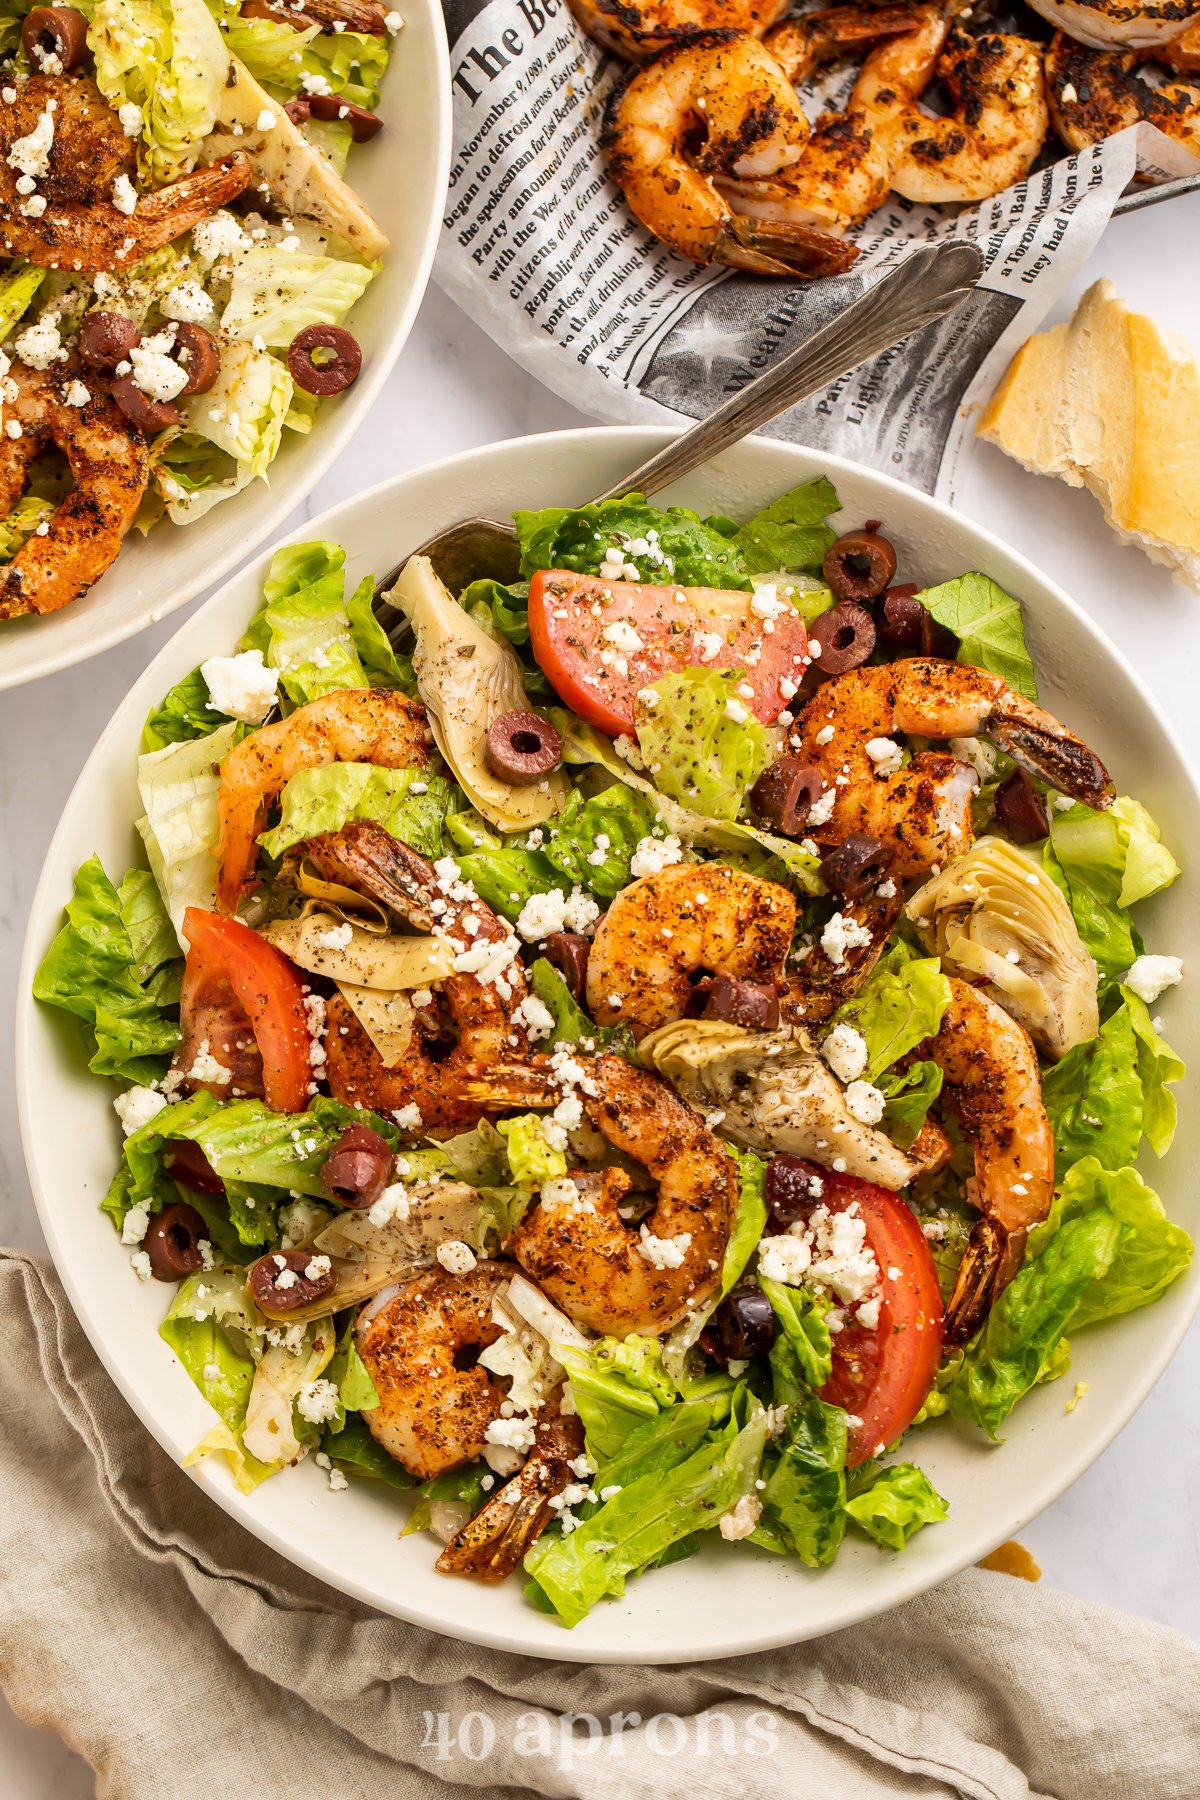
[{"left": 978, "top": 279, "right": 1200, "bottom": 592}]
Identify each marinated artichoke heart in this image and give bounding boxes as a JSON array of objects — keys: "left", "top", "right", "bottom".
[
  {"left": 905, "top": 835, "right": 1098, "bottom": 1059},
  {"left": 389, "top": 555, "right": 570, "bottom": 832},
  {"left": 639, "top": 1018, "right": 926, "bottom": 1191}
]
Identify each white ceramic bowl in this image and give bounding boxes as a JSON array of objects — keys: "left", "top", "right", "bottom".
[
  {"left": 18, "top": 429, "right": 1200, "bottom": 1662},
  {"left": 0, "top": 1, "right": 450, "bottom": 692}
]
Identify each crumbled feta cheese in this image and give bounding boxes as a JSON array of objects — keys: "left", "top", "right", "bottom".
[
  {"left": 515, "top": 886, "right": 600, "bottom": 942},
  {"left": 865, "top": 737, "right": 904, "bottom": 776},
  {"left": 601, "top": 619, "right": 644, "bottom": 654},
  {"left": 63, "top": 379, "right": 90, "bottom": 407},
  {"left": 820, "top": 911, "right": 873, "bottom": 967},
  {"left": 118, "top": 101, "right": 142, "bottom": 137},
  {"left": 807, "top": 788, "right": 836, "bottom": 827},
  {"left": 599, "top": 1484, "right": 621, "bottom": 1502},
  {"left": 121, "top": 1201, "right": 152, "bottom": 1245},
  {"left": 813, "top": 724, "right": 835, "bottom": 747},
  {"left": 313, "top": 921, "right": 354, "bottom": 950},
  {"left": 188, "top": 1039, "right": 230, "bottom": 1086},
  {"left": 162, "top": 281, "right": 215, "bottom": 324},
  {"left": 844, "top": 1079, "right": 886, "bottom": 1125},
  {"left": 511, "top": 993, "right": 556, "bottom": 1043},
  {"left": 757, "top": 1200, "right": 881, "bottom": 1312},
  {"left": 296, "top": 1378, "right": 340, "bottom": 1424},
  {"left": 694, "top": 629, "right": 723, "bottom": 662},
  {"left": 7, "top": 107, "right": 54, "bottom": 180},
  {"left": 750, "top": 583, "right": 790, "bottom": 621},
  {"left": 391, "top": 1102, "right": 423, "bottom": 1133},
  {"left": 719, "top": 1494, "right": 763, "bottom": 1540},
  {"left": 757, "top": 1233, "right": 812, "bottom": 1285},
  {"left": 192, "top": 210, "right": 247, "bottom": 263},
  {"left": 436, "top": 1239, "right": 477, "bottom": 1275},
  {"left": 725, "top": 697, "right": 750, "bottom": 724},
  {"left": 14, "top": 318, "right": 64, "bottom": 371},
  {"left": 876, "top": 878, "right": 897, "bottom": 899},
  {"left": 821, "top": 1023, "right": 868, "bottom": 1084},
  {"left": 255, "top": 108, "right": 277, "bottom": 131},
  {"left": 111, "top": 173, "right": 138, "bottom": 215},
  {"left": 637, "top": 1228, "right": 692, "bottom": 1270},
  {"left": 113, "top": 1085, "right": 168, "bottom": 1136},
  {"left": 629, "top": 832, "right": 684, "bottom": 880},
  {"left": 200, "top": 648, "right": 279, "bottom": 724},
  {"left": 129, "top": 331, "right": 188, "bottom": 402},
  {"left": 327, "top": 1465, "right": 349, "bottom": 1491},
  {"left": 130, "top": 1250, "right": 153, "bottom": 1282},
  {"left": 484, "top": 1413, "right": 536, "bottom": 1452},
  {"left": 1123, "top": 954, "right": 1182, "bottom": 1006},
  {"left": 367, "top": 1183, "right": 410, "bottom": 1227}
]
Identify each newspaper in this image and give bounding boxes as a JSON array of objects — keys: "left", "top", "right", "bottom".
[{"left": 436, "top": 0, "right": 1199, "bottom": 501}]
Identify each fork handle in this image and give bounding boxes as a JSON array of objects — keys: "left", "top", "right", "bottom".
[{"left": 586, "top": 240, "right": 984, "bottom": 508}]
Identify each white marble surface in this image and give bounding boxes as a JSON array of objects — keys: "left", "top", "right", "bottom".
[{"left": 2, "top": 196, "right": 1198, "bottom": 1794}]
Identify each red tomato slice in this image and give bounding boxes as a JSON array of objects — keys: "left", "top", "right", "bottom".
[
  {"left": 527, "top": 569, "right": 809, "bottom": 737},
  {"left": 182, "top": 908, "right": 312, "bottom": 1115},
  {"left": 814, "top": 1172, "right": 944, "bottom": 1468}
]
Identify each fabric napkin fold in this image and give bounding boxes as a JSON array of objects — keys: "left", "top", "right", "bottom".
[{"left": 2, "top": 1247, "right": 1197, "bottom": 1800}]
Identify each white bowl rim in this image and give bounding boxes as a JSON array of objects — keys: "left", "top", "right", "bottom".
[
  {"left": 0, "top": 4, "right": 452, "bottom": 693},
  {"left": 17, "top": 425, "right": 1200, "bottom": 1663}
]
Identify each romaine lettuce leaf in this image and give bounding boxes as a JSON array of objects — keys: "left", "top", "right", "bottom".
[
  {"left": 878, "top": 1059, "right": 942, "bottom": 1148},
  {"left": 33, "top": 855, "right": 181, "bottom": 1084},
  {"left": 761, "top": 1388, "right": 847, "bottom": 1567},
  {"left": 447, "top": 814, "right": 561, "bottom": 923},
  {"left": 733, "top": 476, "right": 839, "bottom": 575},
  {"left": 142, "top": 667, "right": 231, "bottom": 751},
  {"left": 322, "top": 1312, "right": 380, "bottom": 1431},
  {"left": 459, "top": 576, "right": 532, "bottom": 646},
  {"left": 221, "top": 247, "right": 375, "bottom": 349},
  {"left": 345, "top": 575, "right": 413, "bottom": 692},
  {"left": 515, "top": 494, "right": 753, "bottom": 591},
  {"left": 541, "top": 783, "right": 662, "bottom": 900},
  {"left": 257, "top": 763, "right": 452, "bottom": 861},
  {"left": 916, "top": 573, "right": 1037, "bottom": 700},
  {"left": 1029, "top": 1158, "right": 1192, "bottom": 1333},
  {"left": 760, "top": 1281, "right": 832, "bottom": 1388},
  {"left": 0, "top": 268, "right": 45, "bottom": 340},
  {"left": 155, "top": 432, "right": 258, "bottom": 524},
  {"left": 1110, "top": 796, "right": 1180, "bottom": 906},
  {"left": 496, "top": 1114, "right": 568, "bottom": 1188},
  {"left": 160, "top": 1266, "right": 274, "bottom": 1490},
  {"left": 256, "top": 540, "right": 369, "bottom": 703},
  {"left": 1043, "top": 987, "right": 1183, "bottom": 1172},
  {"left": 636, "top": 668, "right": 775, "bottom": 823},
  {"left": 558, "top": 1336, "right": 678, "bottom": 1460},
  {"left": 832, "top": 941, "right": 951, "bottom": 1079},
  {"left": 89, "top": 0, "right": 225, "bottom": 184},
  {"left": 322, "top": 1414, "right": 416, "bottom": 1488},
  {"left": 136, "top": 720, "right": 238, "bottom": 939},
  {"left": 844, "top": 1462, "right": 948, "bottom": 1549},
  {"left": 403, "top": 1463, "right": 489, "bottom": 1536}
]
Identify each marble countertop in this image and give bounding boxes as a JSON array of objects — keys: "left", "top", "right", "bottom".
[{"left": 3, "top": 194, "right": 1198, "bottom": 1794}]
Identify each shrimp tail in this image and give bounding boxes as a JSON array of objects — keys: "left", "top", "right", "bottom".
[
  {"left": 718, "top": 214, "right": 859, "bottom": 277},
  {"left": 436, "top": 1411, "right": 585, "bottom": 1580},
  {"left": 113, "top": 157, "right": 255, "bottom": 263},
  {"left": 987, "top": 694, "right": 1115, "bottom": 810},
  {"left": 309, "top": 820, "right": 443, "bottom": 926},
  {"left": 454, "top": 1062, "right": 561, "bottom": 1109},
  {"left": 944, "top": 1217, "right": 1028, "bottom": 1345}
]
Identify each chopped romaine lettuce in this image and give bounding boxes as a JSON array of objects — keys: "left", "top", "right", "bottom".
[
  {"left": 136, "top": 720, "right": 238, "bottom": 938},
  {"left": 733, "top": 476, "right": 839, "bottom": 575},
  {"left": 447, "top": 814, "right": 562, "bottom": 923},
  {"left": 636, "top": 668, "right": 775, "bottom": 823},
  {"left": 322, "top": 1415, "right": 416, "bottom": 1488},
  {"left": 1029, "top": 1158, "right": 1192, "bottom": 1332},
  {"left": 33, "top": 855, "right": 181, "bottom": 1083},
  {"left": 1047, "top": 798, "right": 1179, "bottom": 977},
  {"left": 322, "top": 1313, "right": 380, "bottom": 1430},
  {"left": 916, "top": 573, "right": 1037, "bottom": 701},
  {"left": 142, "top": 667, "right": 231, "bottom": 751},
  {"left": 844, "top": 1462, "right": 948, "bottom": 1549},
  {"left": 540, "top": 783, "right": 662, "bottom": 899},
  {"left": 514, "top": 494, "right": 753, "bottom": 591},
  {"left": 89, "top": 0, "right": 226, "bottom": 184},
  {"left": 1043, "top": 987, "right": 1183, "bottom": 1172},
  {"left": 497, "top": 1114, "right": 568, "bottom": 1188},
  {"left": 257, "top": 763, "right": 452, "bottom": 862},
  {"left": 221, "top": 247, "right": 375, "bottom": 349},
  {"left": 558, "top": 1336, "right": 678, "bottom": 1460},
  {"left": 662, "top": 1146, "right": 764, "bottom": 1389},
  {"left": 877, "top": 1058, "right": 943, "bottom": 1147},
  {"left": 833, "top": 941, "right": 951, "bottom": 1080},
  {"left": 1109, "top": 796, "right": 1180, "bottom": 906},
  {"left": 242, "top": 542, "right": 409, "bottom": 703},
  {"left": 345, "top": 575, "right": 413, "bottom": 692},
  {"left": 160, "top": 1266, "right": 274, "bottom": 1491},
  {"left": 760, "top": 1281, "right": 832, "bottom": 1388},
  {"left": 155, "top": 433, "right": 257, "bottom": 524},
  {"left": 761, "top": 1386, "right": 847, "bottom": 1567},
  {"left": 460, "top": 576, "right": 533, "bottom": 646},
  {"left": 0, "top": 267, "right": 45, "bottom": 340}
]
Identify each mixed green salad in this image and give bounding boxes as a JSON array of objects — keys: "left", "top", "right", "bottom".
[{"left": 35, "top": 473, "right": 1192, "bottom": 1626}]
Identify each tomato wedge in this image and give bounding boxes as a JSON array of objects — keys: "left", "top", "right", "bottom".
[
  {"left": 814, "top": 1173, "right": 944, "bottom": 1468},
  {"left": 181, "top": 908, "right": 312, "bottom": 1115},
  {"left": 527, "top": 570, "right": 809, "bottom": 736}
]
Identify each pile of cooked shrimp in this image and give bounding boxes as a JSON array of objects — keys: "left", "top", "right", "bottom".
[{"left": 578, "top": 0, "right": 1200, "bottom": 274}]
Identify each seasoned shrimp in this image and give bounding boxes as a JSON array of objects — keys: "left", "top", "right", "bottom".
[
  {"left": 0, "top": 362, "right": 149, "bottom": 620},
  {"left": 436, "top": 1407, "right": 586, "bottom": 1580},
  {"left": 919, "top": 977, "right": 1054, "bottom": 1340},
  {"left": 460, "top": 1055, "right": 738, "bottom": 1336},
  {"left": 1045, "top": 31, "right": 1200, "bottom": 150},
  {"left": 214, "top": 693, "right": 431, "bottom": 909},
  {"left": 356, "top": 1262, "right": 512, "bottom": 1479},
  {"left": 586, "top": 861, "right": 796, "bottom": 1042},
  {"left": 851, "top": 8, "right": 1050, "bottom": 201},
  {"left": 569, "top": 0, "right": 788, "bottom": 60},
  {"left": 713, "top": 111, "right": 893, "bottom": 234},
  {"left": 0, "top": 77, "right": 252, "bottom": 270},
  {"left": 314, "top": 825, "right": 542, "bottom": 1134},
  {"left": 1160, "top": 17, "right": 1200, "bottom": 68},
  {"left": 791, "top": 658, "right": 1113, "bottom": 879},
  {"left": 1025, "top": 0, "right": 1197, "bottom": 50},
  {"left": 603, "top": 31, "right": 860, "bottom": 275},
  {"left": 764, "top": 2, "right": 923, "bottom": 81}
]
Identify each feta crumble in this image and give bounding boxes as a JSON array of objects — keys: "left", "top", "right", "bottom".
[
  {"left": 844, "top": 1079, "right": 886, "bottom": 1125},
  {"left": 820, "top": 911, "right": 873, "bottom": 968},
  {"left": 821, "top": 1022, "right": 868, "bottom": 1084},
  {"left": 390, "top": 1102, "right": 423, "bottom": 1133},
  {"left": 297, "top": 1378, "right": 340, "bottom": 1424},
  {"left": 111, "top": 173, "right": 138, "bottom": 215},
  {"left": 162, "top": 281, "right": 215, "bottom": 324},
  {"left": 200, "top": 648, "right": 280, "bottom": 724},
  {"left": 864, "top": 737, "right": 904, "bottom": 777},
  {"left": 637, "top": 1229, "right": 692, "bottom": 1270},
  {"left": 113, "top": 1085, "right": 168, "bottom": 1136},
  {"left": 436, "top": 1239, "right": 478, "bottom": 1275},
  {"left": 629, "top": 833, "right": 684, "bottom": 879},
  {"left": 1123, "top": 954, "right": 1182, "bottom": 1006},
  {"left": 367, "top": 1183, "right": 411, "bottom": 1227}
]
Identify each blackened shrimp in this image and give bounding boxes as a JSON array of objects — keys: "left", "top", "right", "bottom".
[
  {"left": 568, "top": 0, "right": 789, "bottom": 61},
  {"left": 214, "top": 694, "right": 432, "bottom": 909},
  {"left": 791, "top": 658, "right": 1113, "bottom": 879},
  {"left": 1045, "top": 31, "right": 1200, "bottom": 151},
  {"left": 0, "top": 362, "right": 149, "bottom": 620},
  {"left": 435, "top": 1406, "right": 586, "bottom": 1580}
]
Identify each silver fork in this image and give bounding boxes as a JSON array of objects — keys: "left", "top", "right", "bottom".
[{"left": 372, "top": 239, "right": 984, "bottom": 634}]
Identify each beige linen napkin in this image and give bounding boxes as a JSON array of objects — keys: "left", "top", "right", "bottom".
[{"left": 2, "top": 1248, "right": 1197, "bottom": 1800}]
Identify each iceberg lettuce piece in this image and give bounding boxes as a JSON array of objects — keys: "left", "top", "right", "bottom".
[
  {"left": 844, "top": 1462, "right": 948, "bottom": 1550},
  {"left": 636, "top": 667, "right": 775, "bottom": 823},
  {"left": 89, "top": 0, "right": 225, "bottom": 184},
  {"left": 0, "top": 267, "right": 44, "bottom": 339},
  {"left": 178, "top": 339, "right": 292, "bottom": 482},
  {"left": 136, "top": 720, "right": 238, "bottom": 939},
  {"left": 221, "top": 246, "right": 376, "bottom": 350},
  {"left": 496, "top": 1114, "right": 568, "bottom": 1188},
  {"left": 833, "top": 941, "right": 951, "bottom": 1080},
  {"left": 154, "top": 433, "right": 257, "bottom": 525},
  {"left": 160, "top": 1267, "right": 277, "bottom": 1491},
  {"left": 257, "top": 762, "right": 453, "bottom": 861}
]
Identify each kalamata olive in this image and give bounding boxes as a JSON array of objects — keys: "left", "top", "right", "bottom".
[
  {"left": 750, "top": 755, "right": 824, "bottom": 836},
  {"left": 165, "top": 1139, "right": 225, "bottom": 1195},
  {"left": 541, "top": 931, "right": 590, "bottom": 1001},
  {"left": 807, "top": 601, "right": 876, "bottom": 676},
  {"left": 823, "top": 529, "right": 897, "bottom": 604},
  {"left": 170, "top": 321, "right": 221, "bottom": 396},
  {"left": 307, "top": 92, "right": 384, "bottom": 143},
  {"left": 320, "top": 1122, "right": 393, "bottom": 1208},
  {"left": 702, "top": 974, "right": 780, "bottom": 1031},
  {"left": 79, "top": 310, "right": 141, "bottom": 371},
  {"left": 820, "top": 834, "right": 893, "bottom": 901},
  {"left": 287, "top": 323, "right": 362, "bottom": 395},
  {"left": 713, "top": 1285, "right": 778, "bottom": 1360},
  {"left": 764, "top": 1154, "right": 826, "bottom": 1230},
  {"left": 111, "top": 374, "right": 181, "bottom": 434},
  {"left": 143, "top": 1201, "right": 208, "bottom": 1281},
  {"left": 284, "top": 98, "right": 312, "bottom": 125},
  {"left": 993, "top": 769, "right": 1049, "bottom": 843},
  {"left": 249, "top": 1249, "right": 338, "bottom": 1315},
  {"left": 484, "top": 709, "right": 563, "bottom": 785},
  {"left": 878, "top": 585, "right": 923, "bottom": 650},
  {"left": 22, "top": 5, "right": 88, "bottom": 71}
]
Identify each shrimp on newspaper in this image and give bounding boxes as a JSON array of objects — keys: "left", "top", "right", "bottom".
[
  {"left": 851, "top": 5, "right": 1050, "bottom": 201},
  {"left": 602, "top": 31, "right": 861, "bottom": 273},
  {"left": 1045, "top": 32, "right": 1200, "bottom": 152},
  {"left": 789, "top": 657, "right": 1114, "bottom": 879}
]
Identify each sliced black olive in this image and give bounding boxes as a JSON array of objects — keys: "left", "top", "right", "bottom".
[
  {"left": 808, "top": 601, "right": 876, "bottom": 676},
  {"left": 823, "top": 529, "right": 897, "bottom": 603}
]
